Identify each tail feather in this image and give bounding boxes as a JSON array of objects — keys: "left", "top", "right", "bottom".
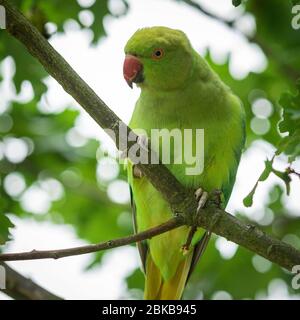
[
  {"left": 144, "top": 254, "right": 162, "bottom": 299},
  {"left": 144, "top": 251, "right": 193, "bottom": 300}
]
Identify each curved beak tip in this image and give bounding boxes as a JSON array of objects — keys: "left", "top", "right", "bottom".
[
  {"left": 123, "top": 55, "right": 143, "bottom": 89},
  {"left": 125, "top": 78, "right": 133, "bottom": 89}
]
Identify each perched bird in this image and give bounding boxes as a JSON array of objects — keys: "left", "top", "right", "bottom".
[{"left": 123, "top": 27, "right": 245, "bottom": 300}]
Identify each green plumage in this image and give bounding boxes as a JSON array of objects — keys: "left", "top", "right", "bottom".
[{"left": 125, "top": 27, "right": 245, "bottom": 299}]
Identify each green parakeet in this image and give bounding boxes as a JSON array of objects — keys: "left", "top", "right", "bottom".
[{"left": 123, "top": 27, "right": 245, "bottom": 299}]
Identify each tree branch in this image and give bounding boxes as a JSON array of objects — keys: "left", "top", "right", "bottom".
[
  {"left": 0, "top": 263, "right": 62, "bottom": 300},
  {"left": 196, "top": 207, "right": 300, "bottom": 271},
  {"left": 0, "top": 218, "right": 183, "bottom": 261},
  {"left": 0, "top": 0, "right": 300, "bottom": 272},
  {"left": 1, "top": 210, "right": 300, "bottom": 271}
]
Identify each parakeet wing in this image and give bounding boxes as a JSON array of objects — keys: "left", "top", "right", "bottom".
[{"left": 130, "top": 185, "right": 148, "bottom": 273}]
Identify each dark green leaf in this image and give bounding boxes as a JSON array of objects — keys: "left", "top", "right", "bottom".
[
  {"left": 0, "top": 214, "right": 14, "bottom": 245},
  {"left": 232, "top": 0, "right": 242, "bottom": 7}
]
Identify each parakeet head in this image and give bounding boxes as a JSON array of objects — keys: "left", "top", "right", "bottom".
[{"left": 123, "top": 26, "right": 194, "bottom": 91}]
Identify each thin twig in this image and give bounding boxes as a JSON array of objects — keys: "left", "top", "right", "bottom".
[
  {"left": 1, "top": 208, "right": 300, "bottom": 272},
  {"left": 181, "top": 0, "right": 236, "bottom": 27},
  {"left": 287, "top": 167, "right": 300, "bottom": 179},
  {"left": 0, "top": 218, "right": 183, "bottom": 261}
]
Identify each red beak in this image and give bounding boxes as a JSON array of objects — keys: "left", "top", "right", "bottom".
[{"left": 123, "top": 55, "right": 143, "bottom": 88}]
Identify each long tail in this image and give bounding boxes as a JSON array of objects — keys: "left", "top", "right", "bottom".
[
  {"left": 144, "top": 231, "right": 211, "bottom": 300},
  {"left": 144, "top": 251, "right": 193, "bottom": 300}
]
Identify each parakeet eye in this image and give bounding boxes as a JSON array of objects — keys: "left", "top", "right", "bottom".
[{"left": 152, "top": 48, "right": 164, "bottom": 60}]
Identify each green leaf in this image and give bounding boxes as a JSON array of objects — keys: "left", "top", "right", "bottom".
[
  {"left": 272, "top": 168, "right": 292, "bottom": 195},
  {"left": 291, "top": 0, "right": 300, "bottom": 5},
  {"left": 278, "top": 82, "right": 300, "bottom": 160},
  {"left": 243, "top": 158, "right": 274, "bottom": 207},
  {"left": 126, "top": 268, "right": 144, "bottom": 291},
  {"left": 232, "top": 0, "right": 242, "bottom": 7},
  {"left": 89, "top": 0, "right": 110, "bottom": 44},
  {"left": 0, "top": 214, "right": 14, "bottom": 245}
]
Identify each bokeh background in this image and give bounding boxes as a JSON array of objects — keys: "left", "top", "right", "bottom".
[{"left": 0, "top": 0, "right": 300, "bottom": 299}]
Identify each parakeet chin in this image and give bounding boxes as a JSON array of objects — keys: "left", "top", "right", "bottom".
[{"left": 123, "top": 26, "right": 245, "bottom": 300}]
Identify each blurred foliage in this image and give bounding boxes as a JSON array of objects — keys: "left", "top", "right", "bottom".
[
  {"left": 0, "top": 0, "right": 300, "bottom": 300},
  {"left": 0, "top": 0, "right": 131, "bottom": 262},
  {"left": 0, "top": 213, "right": 14, "bottom": 245},
  {"left": 240, "top": 0, "right": 300, "bottom": 205},
  {"left": 278, "top": 82, "right": 300, "bottom": 161}
]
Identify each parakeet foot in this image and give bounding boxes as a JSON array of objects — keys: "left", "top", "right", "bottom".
[
  {"left": 133, "top": 165, "right": 143, "bottom": 178},
  {"left": 181, "top": 187, "right": 209, "bottom": 254},
  {"left": 211, "top": 189, "right": 222, "bottom": 208},
  {"left": 195, "top": 187, "right": 209, "bottom": 212},
  {"left": 181, "top": 225, "right": 197, "bottom": 255}
]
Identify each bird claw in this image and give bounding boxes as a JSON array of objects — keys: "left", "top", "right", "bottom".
[
  {"left": 211, "top": 189, "right": 223, "bottom": 208},
  {"left": 181, "top": 225, "right": 197, "bottom": 254},
  {"left": 181, "top": 187, "right": 209, "bottom": 254},
  {"left": 133, "top": 165, "right": 143, "bottom": 179},
  {"left": 194, "top": 187, "right": 209, "bottom": 213},
  {"left": 180, "top": 244, "right": 191, "bottom": 256}
]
